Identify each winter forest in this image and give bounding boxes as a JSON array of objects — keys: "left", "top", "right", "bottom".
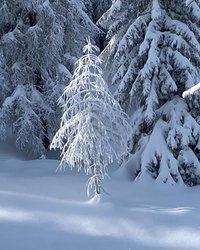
[{"left": 1, "top": 0, "right": 200, "bottom": 250}]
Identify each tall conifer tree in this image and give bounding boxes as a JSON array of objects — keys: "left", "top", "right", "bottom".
[
  {"left": 100, "top": 0, "right": 200, "bottom": 186},
  {"left": 0, "top": 0, "right": 99, "bottom": 156}
]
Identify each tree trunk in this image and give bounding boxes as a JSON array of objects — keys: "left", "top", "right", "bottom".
[{"left": 95, "top": 176, "right": 100, "bottom": 195}]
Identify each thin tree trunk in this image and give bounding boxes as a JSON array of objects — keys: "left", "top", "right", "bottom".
[
  {"left": 95, "top": 176, "right": 100, "bottom": 194},
  {"left": 94, "top": 165, "right": 101, "bottom": 195}
]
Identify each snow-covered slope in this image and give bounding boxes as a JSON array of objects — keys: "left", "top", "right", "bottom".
[{"left": 1, "top": 150, "right": 200, "bottom": 250}]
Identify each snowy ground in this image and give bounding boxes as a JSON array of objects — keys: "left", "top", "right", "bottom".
[{"left": 1, "top": 146, "right": 200, "bottom": 250}]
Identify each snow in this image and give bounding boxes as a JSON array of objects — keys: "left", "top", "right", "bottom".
[
  {"left": 182, "top": 82, "right": 200, "bottom": 98},
  {"left": 152, "top": 0, "right": 162, "bottom": 20},
  {"left": 1, "top": 144, "right": 200, "bottom": 250}
]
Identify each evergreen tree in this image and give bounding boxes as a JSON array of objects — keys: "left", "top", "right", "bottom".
[
  {"left": 0, "top": 0, "right": 99, "bottom": 156},
  {"left": 100, "top": 0, "right": 200, "bottom": 186},
  {"left": 51, "top": 39, "right": 131, "bottom": 195},
  {"left": 2, "top": 85, "right": 46, "bottom": 155}
]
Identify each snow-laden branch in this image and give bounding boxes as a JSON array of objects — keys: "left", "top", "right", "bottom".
[
  {"left": 185, "top": 0, "right": 195, "bottom": 6},
  {"left": 182, "top": 82, "right": 200, "bottom": 98}
]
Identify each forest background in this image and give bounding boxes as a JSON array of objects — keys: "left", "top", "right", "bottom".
[{"left": 0, "top": 0, "right": 200, "bottom": 186}]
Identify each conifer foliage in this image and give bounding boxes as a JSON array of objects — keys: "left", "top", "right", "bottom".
[
  {"left": 100, "top": 0, "right": 200, "bottom": 186},
  {"left": 51, "top": 39, "right": 131, "bottom": 195},
  {"left": 0, "top": 0, "right": 99, "bottom": 156}
]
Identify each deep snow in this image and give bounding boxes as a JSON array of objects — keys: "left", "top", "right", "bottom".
[{"left": 1, "top": 145, "right": 200, "bottom": 250}]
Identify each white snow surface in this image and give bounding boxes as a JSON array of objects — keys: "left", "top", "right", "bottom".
[{"left": 1, "top": 145, "right": 200, "bottom": 250}]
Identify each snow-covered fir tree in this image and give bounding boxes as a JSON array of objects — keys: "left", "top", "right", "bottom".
[
  {"left": 100, "top": 0, "right": 200, "bottom": 186},
  {"left": 0, "top": 0, "right": 100, "bottom": 156},
  {"left": 51, "top": 39, "right": 131, "bottom": 195}
]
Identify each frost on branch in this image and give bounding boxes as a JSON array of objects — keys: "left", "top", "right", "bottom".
[{"left": 51, "top": 39, "right": 132, "bottom": 196}]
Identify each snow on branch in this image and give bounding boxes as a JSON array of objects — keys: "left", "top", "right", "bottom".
[
  {"left": 185, "top": 0, "right": 195, "bottom": 6},
  {"left": 182, "top": 82, "right": 200, "bottom": 98}
]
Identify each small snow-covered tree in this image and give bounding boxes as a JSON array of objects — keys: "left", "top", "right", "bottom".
[{"left": 51, "top": 39, "right": 131, "bottom": 196}]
